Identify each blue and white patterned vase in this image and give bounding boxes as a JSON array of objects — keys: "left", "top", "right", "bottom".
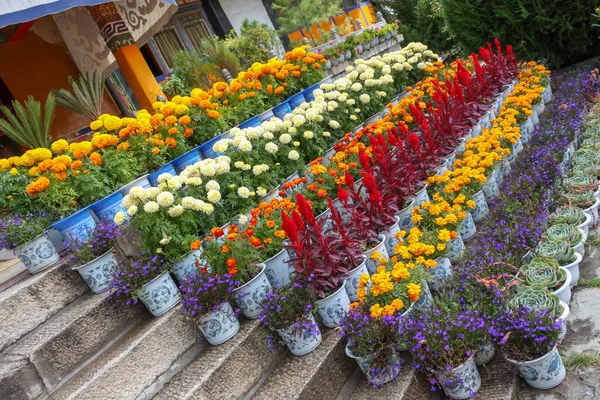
[
  {"left": 513, "top": 138, "right": 524, "bottom": 156},
  {"left": 364, "top": 234, "right": 389, "bottom": 275},
  {"left": 198, "top": 301, "right": 240, "bottom": 345},
  {"left": 520, "top": 118, "right": 534, "bottom": 144},
  {"left": 344, "top": 256, "right": 369, "bottom": 302},
  {"left": 315, "top": 281, "right": 351, "bottom": 328},
  {"left": 383, "top": 216, "right": 402, "bottom": 254},
  {"left": 137, "top": 272, "right": 181, "bottom": 317},
  {"left": 413, "top": 185, "right": 430, "bottom": 207},
  {"left": 530, "top": 106, "right": 540, "bottom": 125},
  {"left": 346, "top": 345, "right": 402, "bottom": 386},
  {"left": 483, "top": 171, "right": 500, "bottom": 201},
  {"left": 436, "top": 356, "right": 481, "bottom": 399},
  {"left": 542, "top": 84, "right": 552, "bottom": 103},
  {"left": 414, "top": 281, "right": 433, "bottom": 310},
  {"left": 73, "top": 249, "right": 116, "bottom": 293},
  {"left": 533, "top": 101, "right": 545, "bottom": 118},
  {"left": 277, "top": 314, "right": 322, "bottom": 356},
  {"left": 16, "top": 233, "right": 60, "bottom": 274},
  {"left": 396, "top": 198, "right": 415, "bottom": 232},
  {"left": 316, "top": 209, "right": 333, "bottom": 233},
  {"left": 447, "top": 234, "right": 465, "bottom": 262},
  {"left": 264, "top": 248, "right": 292, "bottom": 287},
  {"left": 429, "top": 257, "right": 452, "bottom": 291},
  {"left": 443, "top": 151, "right": 457, "bottom": 171},
  {"left": 471, "top": 190, "right": 489, "bottom": 223},
  {"left": 234, "top": 264, "right": 272, "bottom": 319},
  {"left": 459, "top": 211, "right": 477, "bottom": 242},
  {"left": 172, "top": 249, "right": 203, "bottom": 282},
  {"left": 557, "top": 301, "right": 570, "bottom": 343},
  {"left": 470, "top": 122, "right": 482, "bottom": 138},
  {"left": 52, "top": 207, "right": 97, "bottom": 242},
  {"left": 501, "top": 158, "right": 511, "bottom": 177},
  {"left": 321, "top": 146, "right": 336, "bottom": 167},
  {"left": 475, "top": 339, "right": 495, "bottom": 366},
  {"left": 508, "top": 346, "right": 565, "bottom": 389},
  {"left": 456, "top": 137, "right": 468, "bottom": 155}
]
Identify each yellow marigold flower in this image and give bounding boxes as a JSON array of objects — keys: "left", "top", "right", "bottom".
[
  {"left": 370, "top": 304, "right": 383, "bottom": 318},
  {"left": 103, "top": 116, "right": 122, "bottom": 131},
  {"left": 370, "top": 251, "right": 382, "bottom": 260},
  {"left": 445, "top": 213, "right": 458, "bottom": 224},
  {"left": 0, "top": 159, "right": 11, "bottom": 170},
  {"left": 9, "top": 168, "right": 18, "bottom": 176},
  {"left": 51, "top": 139, "right": 69, "bottom": 153},
  {"left": 382, "top": 305, "right": 396, "bottom": 316},
  {"left": 438, "top": 229, "right": 451, "bottom": 242},
  {"left": 90, "top": 120, "right": 103, "bottom": 131},
  {"left": 391, "top": 298, "right": 404, "bottom": 311},
  {"left": 412, "top": 214, "right": 423, "bottom": 224},
  {"left": 466, "top": 200, "right": 476, "bottom": 209},
  {"left": 424, "top": 259, "right": 437, "bottom": 268},
  {"left": 435, "top": 217, "right": 447, "bottom": 226},
  {"left": 407, "top": 282, "right": 421, "bottom": 302},
  {"left": 436, "top": 243, "right": 446, "bottom": 252}
]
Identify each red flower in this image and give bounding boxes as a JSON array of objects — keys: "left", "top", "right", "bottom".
[{"left": 338, "top": 185, "right": 349, "bottom": 204}]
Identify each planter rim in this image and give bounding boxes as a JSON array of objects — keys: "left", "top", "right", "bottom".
[
  {"left": 577, "top": 212, "right": 592, "bottom": 229},
  {"left": 345, "top": 342, "right": 394, "bottom": 360},
  {"left": 552, "top": 267, "right": 572, "bottom": 295},
  {"left": 397, "top": 198, "right": 415, "bottom": 214},
  {"left": 583, "top": 196, "right": 600, "bottom": 212},
  {"left": 435, "top": 354, "right": 476, "bottom": 375},
  {"left": 557, "top": 300, "right": 570, "bottom": 321},
  {"left": 315, "top": 279, "right": 346, "bottom": 304},
  {"left": 561, "top": 251, "right": 582, "bottom": 269},
  {"left": 140, "top": 270, "right": 171, "bottom": 290},
  {"left": 199, "top": 300, "right": 232, "bottom": 320},
  {"left": 365, "top": 233, "right": 387, "bottom": 254},
  {"left": 16, "top": 231, "right": 51, "bottom": 251},
  {"left": 275, "top": 312, "right": 315, "bottom": 333},
  {"left": 72, "top": 248, "right": 114, "bottom": 271},
  {"left": 234, "top": 263, "right": 266, "bottom": 292},
  {"left": 348, "top": 254, "right": 367, "bottom": 273},
  {"left": 506, "top": 345, "right": 558, "bottom": 365},
  {"left": 262, "top": 248, "right": 287, "bottom": 264}
]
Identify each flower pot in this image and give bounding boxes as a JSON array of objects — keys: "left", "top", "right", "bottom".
[
  {"left": 264, "top": 248, "right": 293, "bottom": 287},
  {"left": 315, "top": 281, "right": 351, "bottom": 328},
  {"left": 239, "top": 116, "right": 261, "bottom": 129},
  {"left": 234, "top": 264, "right": 272, "bottom": 319},
  {"left": 583, "top": 196, "right": 600, "bottom": 226},
  {"left": 73, "top": 249, "right": 116, "bottom": 293},
  {"left": 196, "top": 131, "right": 230, "bottom": 159},
  {"left": 413, "top": 184, "right": 430, "bottom": 207},
  {"left": 303, "top": 82, "right": 321, "bottom": 102},
  {"left": 429, "top": 257, "right": 452, "bottom": 290},
  {"left": 470, "top": 122, "right": 482, "bottom": 138},
  {"left": 459, "top": 211, "right": 477, "bottom": 242},
  {"left": 172, "top": 148, "right": 202, "bottom": 173},
  {"left": 325, "top": 59, "right": 332, "bottom": 70},
  {"left": 172, "top": 249, "right": 202, "bottom": 282},
  {"left": 514, "top": 138, "right": 524, "bottom": 156},
  {"left": 344, "top": 256, "right": 369, "bottom": 302},
  {"left": 557, "top": 300, "right": 570, "bottom": 343},
  {"left": 0, "top": 247, "right": 15, "bottom": 261},
  {"left": 395, "top": 198, "right": 415, "bottom": 232},
  {"left": 51, "top": 207, "right": 97, "bottom": 242},
  {"left": 533, "top": 102, "right": 545, "bottom": 118},
  {"left": 561, "top": 252, "right": 582, "bottom": 288},
  {"left": 148, "top": 163, "right": 177, "bottom": 187},
  {"left": 552, "top": 267, "right": 572, "bottom": 304},
  {"left": 414, "top": 281, "right": 433, "bottom": 310},
  {"left": 383, "top": 216, "right": 401, "bottom": 254},
  {"left": 364, "top": 234, "right": 389, "bottom": 274},
  {"left": 316, "top": 208, "right": 333, "bottom": 232},
  {"left": 16, "top": 233, "right": 60, "bottom": 274},
  {"left": 443, "top": 151, "right": 457, "bottom": 171},
  {"left": 277, "top": 314, "right": 322, "bottom": 356},
  {"left": 137, "top": 272, "right": 181, "bottom": 317},
  {"left": 356, "top": 44, "right": 363, "bottom": 53},
  {"left": 273, "top": 101, "right": 293, "bottom": 120},
  {"left": 456, "top": 137, "right": 468, "bottom": 155},
  {"left": 572, "top": 228, "right": 586, "bottom": 259},
  {"left": 501, "top": 158, "right": 511, "bottom": 177},
  {"left": 258, "top": 108, "right": 275, "bottom": 123},
  {"left": 482, "top": 171, "right": 500, "bottom": 200},
  {"left": 331, "top": 56, "right": 339, "bottom": 67},
  {"left": 257, "top": 188, "right": 280, "bottom": 204},
  {"left": 363, "top": 41, "right": 371, "bottom": 50},
  {"left": 435, "top": 355, "right": 481, "bottom": 399},
  {"left": 447, "top": 234, "right": 465, "bottom": 262},
  {"left": 471, "top": 190, "right": 489, "bottom": 223},
  {"left": 370, "top": 38, "right": 377, "bottom": 47},
  {"left": 90, "top": 191, "right": 127, "bottom": 223},
  {"left": 344, "top": 50, "right": 351, "bottom": 59},
  {"left": 337, "top": 54, "right": 345, "bottom": 64},
  {"left": 530, "top": 106, "right": 540, "bottom": 125},
  {"left": 288, "top": 92, "right": 306, "bottom": 110},
  {"left": 120, "top": 174, "right": 151, "bottom": 196},
  {"left": 346, "top": 344, "right": 401, "bottom": 386},
  {"left": 475, "top": 339, "right": 495, "bottom": 366},
  {"left": 542, "top": 84, "right": 553, "bottom": 103},
  {"left": 520, "top": 118, "right": 534, "bottom": 144},
  {"left": 507, "top": 346, "right": 565, "bottom": 389},
  {"left": 321, "top": 146, "right": 336, "bottom": 167},
  {"left": 198, "top": 301, "right": 240, "bottom": 345},
  {"left": 363, "top": 112, "right": 382, "bottom": 126},
  {"left": 577, "top": 212, "right": 592, "bottom": 240}
]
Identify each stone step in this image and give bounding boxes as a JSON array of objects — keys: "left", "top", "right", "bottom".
[
  {"left": 250, "top": 328, "right": 355, "bottom": 400},
  {"left": 0, "top": 264, "right": 89, "bottom": 353},
  {"left": 154, "top": 319, "right": 283, "bottom": 400},
  {"left": 0, "top": 291, "right": 146, "bottom": 399},
  {"left": 348, "top": 367, "right": 430, "bottom": 400},
  {"left": 46, "top": 305, "right": 197, "bottom": 400}
]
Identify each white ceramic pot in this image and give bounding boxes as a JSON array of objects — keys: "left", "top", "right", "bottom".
[
  {"left": 471, "top": 190, "right": 489, "bottom": 223},
  {"left": 263, "top": 248, "right": 293, "bottom": 287},
  {"left": 198, "top": 301, "right": 240, "bottom": 345},
  {"left": 475, "top": 339, "right": 495, "bottom": 366},
  {"left": 557, "top": 300, "right": 570, "bottom": 343},
  {"left": 137, "top": 272, "right": 181, "bottom": 317},
  {"left": 16, "top": 233, "right": 60, "bottom": 274},
  {"left": 172, "top": 249, "right": 203, "bottom": 282},
  {"left": 583, "top": 197, "right": 600, "bottom": 226},
  {"left": 73, "top": 249, "right": 117, "bottom": 293},
  {"left": 383, "top": 216, "right": 401, "bottom": 254},
  {"left": 0, "top": 247, "right": 16, "bottom": 261},
  {"left": 435, "top": 355, "right": 481, "bottom": 399},
  {"left": 395, "top": 198, "right": 415, "bottom": 232},
  {"left": 364, "top": 112, "right": 382, "bottom": 126},
  {"left": 346, "top": 345, "right": 401, "bottom": 386},
  {"left": 413, "top": 184, "right": 430, "bottom": 207},
  {"left": 552, "top": 267, "right": 572, "bottom": 304},
  {"left": 531, "top": 106, "right": 540, "bottom": 125},
  {"left": 483, "top": 171, "right": 500, "bottom": 201},
  {"left": 344, "top": 256, "right": 369, "bottom": 302},
  {"left": 561, "top": 252, "right": 582, "bottom": 288},
  {"left": 277, "top": 313, "right": 322, "bottom": 356},
  {"left": 315, "top": 281, "right": 351, "bottom": 328},
  {"left": 520, "top": 118, "right": 534, "bottom": 144},
  {"left": 429, "top": 257, "right": 452, "bottom": 290},
  {"left": 459, "top": 211, "right": 477, "bottom": 242},
  {"left": 234, "top": 264, "right": 272, "bottom": 319},
  {"left": 542, "top": 84, "right": 553, "bottom": 103},
  {"left": 572, "top": 228, "right": 586, "bottom": 259},
  {"left": 514, "top": 138, "right": 524, "bottom": 155},
  {"left": 533, "top": 101, "right": 545, "bottom": 117},
  {"left": 507, "top": 346, "right": 565, "bottom": 389},
  {"left": 501, "top": 158, "right": 511, "bottom": 177},
  {"left": 364, "top": 234, "right": 389, "bottom": 274},
  {"left": 447, "top": 234, "right": 465, "bottom": 262},
  {"left": 577, "top": 212, "right": 592, "bottom": 240}
]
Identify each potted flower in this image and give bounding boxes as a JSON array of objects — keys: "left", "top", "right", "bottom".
[
  {"left": 490, "top": 307, "right": 565, "bottom": 389},
  {"left": 550, "top": 206, "right": 590, "bottom": 238},
  {"left": 519, "top": 256, "right": 572, "bottom": 303},
  {"left": 535, "top": 237, "right": 581, "bottom": 287},
  {"left": 545, "top": 223, "right": 585, "bottom": 257},
  {"left": 509, "top": 286, "right": 560, "bottom": 316},
  {"left": 180, "top": 271, "right": 241, "bottom": 345},
  {"left": 199, "top": 224, "right": 272, "bottom": 319},
  {"left": 259, "top": 281, "right": 322, "bottom": 356},
  {"left": 108, "top": 254, "right": 181, "bottom": 317},
  {"left": 0, "top": 212, "right": 58, "bottom": 274},
  {"left": 62, "top": 220, "right": 119, "bottom": 293}
]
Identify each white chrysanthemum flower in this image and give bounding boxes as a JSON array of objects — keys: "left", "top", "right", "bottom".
[
  {"left": 303, "top": 131, "right": 314, "bottom": 139},
  {"left": 351, "top": 82, "right": 363, "bottom": 92},
  {"left": 167, "top": 177, "right": 183, "bottom": 190},
  {"left": 146, "top": 187, "right": 160, "bottom": 199},
  {"left": 299, "top": 102, "right": 310, "bottom": 110},
  {"left": 157, "top": 183, "right": 167, "bottom": 191},
  {"left": 345, "top": 65, "right": 354, "bottom": 73},
  {"left": 288, "top": 150, "right": 300, "bottom": 160},
  {"left": 323, "top": 131, "right": 331, "bottom": 137},
  {"left": 263, "top": 131, "right": 274, "bottom": 140},
  {"left": 393, "top": 63, "right": 404, "bottom": 71},
  {"left": 238, "top": 186, "right": 250, "bottom": 198},
  {"left": 156, "top": 191, "right": 175, "bottom": 207},
  {"left": 403, "top": 62, "right": 413, "bottom": 71},
  {"left": 292, "top": 115, "right": 306, "bottom": 127},
  {"left": 128, "top": 186, "right": 143, "bottom": 199},
  {"left": 305, "top": 111, "right": 318, "bottom": 122},
  {"left": 215, "top": 161, "right": 230, "bottom": 174},
  {"left": 192, "top": 199, "right": 206, "bottom": 212},
  {"left": 205, "top": 180, "right": 220, "bottom": 191},
  {"left": 122, "top": 194, "right": 135, "bottom": 208},
  {"left": 186, "top": 176, "right": 202, "bottom": 186},
  {"left": 288, "top": 126, "right": 297, "bottom": 135},
  {"left": 114, "top": 211, "right": 126, "bottom": 226},
  {"left": 417, "top": 62, "right": 426, "bottom": 70},
  {"left": 238, "top": 139, "right": 252, "bottom": 152},
  {"left": 215, "top": 155, "right": 230, "bottom": 164},
  {"left": 207, "top": 189, "right": 221, "bottom": 204},
  {"left": 168, "top": 205, "right": 184, "bottom": 217},
  {"left": 143, "top": 201, "right": 160, "bottom": 213},
  {"left": 157, "top": 172, "right": 172, "bottom": 184},
  {"left": 265, "top": 142, "right": 279, "bottom": 154},
  {"left": 359, "top": 94, "right": 370, "bottom": 104},
  {"left": 257, "top": 187, "right": 267, "bottom": 197},
  {"left": 327, "top": 101, "right": 338, "bottom": 111},
  {"left": 242, "top": 163, "right": 251, "bottom": 171},
  {"left": 234, "top": 161, "right": 245, "bottom": 169},
  {"left": 159, "top": 235, "right": 172, "bottom": 245},
  {"left": 213, "top": 140, "right": 229, "bottom": 153},
  {"left": 200, "top": 164, "right": 216, "bottom": 177},
  {"left": 238, "top": 214, "right": 248, "bottom": 225},
  {"left": 127, "top": 206, "right": 138, "bottom": 216},
  {"left": 202, "top": 203, "right": 214, "bottom": 214},
  {"left": 350, "top": 115, "right": 358, "bottom": 121},
  {"left": 279, "top": 133, "right": 292, "bottom": 144},
  {"left": 347, "top": 98, "right": 356, "bottom": 106},
  {"left": 316, "top": 115, "right": 324, "bottom": 122},
  {"left": 181, "top": 196, "right": 196, "bottom": 209},
  {"left": 313, "top": 89, "right": 324, "bottom": 97},
  {"left": 293, "top": 141, "right": 300, "bottom": 147},
  {"left": 329, "top": 120, "right": 340, "bottom": 129}
]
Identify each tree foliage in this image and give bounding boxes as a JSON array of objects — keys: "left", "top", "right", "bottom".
[
  {"left": 271, "top": 0, "right": 342, "bottom": 44},
  {"left": 224, "top": 19, "right": 281, "bottom": 69}
]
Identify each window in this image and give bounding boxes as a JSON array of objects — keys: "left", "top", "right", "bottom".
[{"left": 153, "top": 23, "right": 185, "bottom": 68}]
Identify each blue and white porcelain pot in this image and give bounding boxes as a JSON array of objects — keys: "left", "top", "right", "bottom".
[
  {"left": 277, "top": 313, "right": 322, "bottom": 356},
  {"left": 475, "top": 339, "right": 495, "bottom": 366},
  {"left": 198, "top": 301, "right": 240, "bottom": 346},
  {"left": 507, "top": 346, "right": 565, "bottom": 389},
  {"left": 364, "top": 234, "right": 389, "bottom": 275},
  {"left": 234, "top": 264, "right": 272, "bottom": 319},
  {"left": 435, "top": 355, "right": 481, "bottom": 399},
  {"left": 52, "top": 207, "right": 97, "bottom": 242},
  {"left": 396, "top": 198, "right": 415, "bottom": 232},
  {"left": 148, "top": 163, "right": 177, "bottom": 187},
  {"left": 315, "top": 281, "right": 350, "bottom": 328},
  {"left": 413, "top": 184, "right": 430, "bottom": 207},
  {"left": 552, "top": 267, "right": 572, "bottom": 304},
  {"left": 172, "top": 249, "right": 203, "bottom": 282},
  {"left": 346, "top": 345, "right": 401, "bottom": 386},
  {"left": 429, "top": 257, "right": 452, "bottom": 291},
  {"left": 482, "top": 171, "right": 500, "bottom": 201},
  {"left": 172, "top": 148, "right": 202, "bottom": 173},
  {"left": 556, "top": 301, "right": 569, "bottom": 343},
  {"left": 382, "top": 216, "right": 401, "bottom": 254},
  {"left": 137, "top": 272, "right": 181, "bottom": 317},
  {"left": 471, "top": 190, "right": 489, "bottom": 223},
  {"left": 542, "top": 84, "right": 553, "bottom": 103},
  {"left": 344, "top": 256, "right": 368, "bottom": 302},
  {"left": 447, "top": 234, "right": 465, "bottom": 262},
  {"left": 90, "top": 191, "right": 127, "bottom": 222},
  {"left": 459, "top": 211, "right": 477, "bottom": 242},
  {"left": 263, "top": 249, "right": 293, "bottom": 287},
  {"left": 120, "top": 174, "right": 151, "bottom": 196},
  {"left": 16, "top": 233, "right": 59, "bottom": 274},
  {"left": 273, "top": 101, "right": 292, "bottom": 120},
  {"left": 73, "top": 249, "right": 117, "bottom": 293}
]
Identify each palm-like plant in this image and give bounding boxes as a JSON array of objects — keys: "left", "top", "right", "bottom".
[
  {"left": 53, "top": 72, "right": 105, "bottom": 121},
  {"left": 0, "top": 94, "right": 55, "bottom": 149},
  {"left": 195, "top": 38, "right": 241, "bottom": 77}
]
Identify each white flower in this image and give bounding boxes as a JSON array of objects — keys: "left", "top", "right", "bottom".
[
  {"left": 238, "top": 214, "right": 248, "bottom": 225},
  {"left": 279, "top": 133, "right": 292, "bottom": 144},
  {"left": 128, "top": 186, "right": 143, "bottom": 199},
  {"left": 234, "top": 161, "right": 245, "bottom": 169},
  {"left": 242, "top": 163, "right": 251, "bottom": 171},
  {"left": 359, "top": 94, "right": 370, "bottom": 104},
  {"left": 345, "top": 65, "right": 354, "bottom": 73},
  {"left": 213, "top": 140, "right": 229, "bottom": 153},
  {"left": 186, "top": 176, "right": 202, "bottom": 186},
  {"left": 156, "top": 192, "right": 175, "bottom": 207},
  {"left": 417, "top": 62, "right": 426, "bottom": 70},
  {"left": 238, "top": 139, "right": 252, "bottom": 152},
  {"left": 203, "top": 203, "right": 215, "bottom": 214},
  {"left": 351, "top": 83, "right": 363, "bottom": 92},
  {"left": 215, "top": 155, "right": 230, "bottom": 164},
  {"left": 157, "top": 183, "right": 167, "bottom": 191},
  {"left": 159, "top": 235, "right": 172, "bottom": 245},
  {"left": 329, "top": 120, "right": 340, "bottom": 129},
  {"left": 122, "top": 194, "right": 135, "bottom": 208},
  {"left": 167, "top": 177, "right": 183, "bottom": 190},
  {"left": 238, "top": 186, "right": 250, "bottom": 198},
  {"left": 305, "top": 111, "right": 318, "bottom": 122},
  {"left": 288, "top": 150, "right": 300, "bottom": 160},
  {"left": 205, "top": 181, "right": 219, "bottom": 192},
  {"left": 350, "top": 115, "right": 358, "bottom": 121},
  {"left": 114, "top": 211, "right": 126, "bottom": 226},
  {"left": 303, "top": 131, "right": 314, "bottom": 139},
  {"left": 292, "top": 115, "right": 306, "bottom": 127},
  {"left": 323, "top": 131, "right": 331, "bottom": 137},
  {"left": 192, "top": 199, "right": 206, "bottom": 212},
  {"left": 182, "top": 196, "right": 196, "bottom": 209},
  {"left": 288, "top": 126, "right": 297, "bottom": 135},
  {"left": 127, "top": 206, "right": 138, "bottom": 216},
  {"left": 263, "top": 132, "right": 274, "bottom": 140},
  {"left": 143, "top": 201, "right": 160, "bottom": 213},
  {"left": 200, "top": 164, "right": 216, "bottom": 177},
  {"left": 215, "top": 161, "right": 230, "bottom": 174},
  {"left": 265, "top": 142, "right": 279, "bottom": 154},
  {"left": 146, "top": 187, "right": 160, "bottom": 199},
  {"left": 293, "top": 141, "right": 300, "bottom": 147},
  {"left": 207, "top": 189, "right": 221, "bottom": 203},
  {"left": 157, "top": 172, "right": 172, "bottom": 184},
  {"left": 257, "top": 187, "right": 267, "bottom": 197}
]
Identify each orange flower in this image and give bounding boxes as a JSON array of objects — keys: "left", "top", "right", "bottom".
[
  {"left": 71, "top": 160, "right": 83, "bottom": 170},
  {"left": 211, "top": 227, "right": 224, "bottom": 238},
  {"left": 184, "top": 127, "right": 193, "bottom": 138},
  {"left": 178, "top": 115, "right": 191, "bottom": 126},
  {"left": 89, "top": 152, "right": 102, "bottom": 166},
  {"left": 264, "top": 238, "right": 273, "bottom": 244},
  {"left": 165, "top": 137, "right": 177, "bottom": 149},
  {"left": 37, "top": 159, "right": 54, "bottom": 172},
  {"left": 168, "top": 127, "right": 178, "bottom": 135},
  {"left": 190, "top": 240, "right": 201, "bottom": 251},
  {"left": 165, "top": 115, "right": 177, "bottom": 125},
  {"left": 250, "top": 236, "right": 261, "bottom": 247},
  {"left": 274, "top": 86, "right": 285, "bottom": 95},
  {"left": 227, "top": 232, "right": 238, "bottom": 241},
  {"left": 274, "top": 230, "right": 286, "bottom": 239},
  {"left": 307, "top": 183, "right": 317, "bottom": 192},
  {"left": 51, "top": 163, "right": 67, "bottom": 173},
  {"left": 266, "top": 220, "right": 276, "bottom": 228},
  {"left": 117, "top": 142, "right": 129, "bottom": 151},
  {"left": 152, "top": 147, "right": 160, "bottom": 155},
  {"left": 26, "top": 176, "right": 50, "bottom": 196},
  {"left": 207, "top": 110, "right": 220, "bottom": 119},
  {"left": 227, "top": 258, "right": 238, "bottom": 276},
  {"left": 220, "top": 244, "right": 230, "bottom": 253},
  {"left": 317, "top": 189, "right": 327, "bottom": 199}
]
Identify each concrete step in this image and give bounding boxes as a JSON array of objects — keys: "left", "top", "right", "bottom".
[
  {"left": 46, "top": 305, "right": 197, "bottom": 400},
  {"left": 0, "top": 291, "right": 146, "bottom": 399},
  {"left": 250, "top": 327, "right": 355, "bottom": 400},
  {"left": 0, "top": 264, "right": 88, "bottom": 353},
  {"left": 348, "top": 366, "right": 430, "bottom": 399},
  {"left": 155, "top": 319, "right": 283, "bottom": 400}
]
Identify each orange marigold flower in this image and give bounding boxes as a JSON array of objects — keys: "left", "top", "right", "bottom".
[
  {"left": 26, "top": 176, "right": 50, "bottom": 196},
  {"left": 274, "top": 86, "right": 285, "bottom": 95},
  {"left": 307, "top": 183, "right": 317, "bottom": 191},
  {"left": 274, "top": 230, "right": 286, "bottom": 239},
  {"left": 207, "top": 110, "right": 220, "bottom": 119},
  {"left": 184, "top": 127, "right": 193, "bottom": 138},
  {"left": 89, "top": 152, "right": 102, "bottom": 166},
  {"left": 227, "top": 232, "right": 238, "bottom": 241},
  {"left": 71, "top": 160, "right": 83, "bottom": 170},
  {"left": 220, "top": 244, "right": 230, "bottom": 253},
  {"left": 250, "top": 236, "right": 261, "bottom": 247},
  {"left": 37, "top": 159, "right": 54, "bottom": 172},
  {"left": 51, "top": 163, "right": 67, "bottom": 173},
  {"left": 54, "top": 172, "right": 67, "bottom": 182},
  {"left": 317, "top": 189, "right": 327, "bottom": 198},
  {"left": 117, "top": 142, "right": 129, "bottom": 152},
  {"left": 190, "top": 240, "right": 201, "bottom": 251},
  {"left": 165, "top": 115, "right": 177, "bottom": 125},
  {"left": 168, "top": 127, "right": 179, "bottom": 135},
  {"left": 165, "top": 137, "right": 177, "bottom": 149},
  {"left": 152, "top": 147, "right": 160, "bottom": 155},
  {"left": 211, "top": 227, "right": 225, "bottom": 237},
  {"left": 266, "top": 220, "right": 276, "bottom": 228}
]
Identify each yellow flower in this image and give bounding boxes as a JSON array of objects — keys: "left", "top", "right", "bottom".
[
  {"left": 435, "top": 217, "right": 447, "bottom": 226},
  {"left": 51, "top": 139, "right": 69, "bottom": 153},
  {"left": 466, "top": 200, "right": 476, "bottom": 209},
  {"left": 370, "top": 304, "right": 383, "bottom": 318},
  {"left": 424, "top": 259, "right": 437, "bottom": 268},
  {"left": 103, "top": 116, "right": 122, "bottom": 131},
  {"left": 90, "top": 120, "right": 103, "bottom": 131},
  {"left": 370, "top": 251, "right": 382, "bottom": 260},
  {"left": 9, "top": 168, "right": 18, "bottom": 176},
  {"left": 407, "top": 282, "right": 421, "bottom": 302},
  {"left": 438, "top": 229, "right": 451, "bottom": 242},
  {"left": 391, "top": 298, "right": 404, "bottom": 311}
]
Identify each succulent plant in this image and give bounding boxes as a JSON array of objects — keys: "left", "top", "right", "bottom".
[
  {"left": 550, "top": 206, "right": 585, "bottom": 226},
  {"left": 571, "top": 163, "right": 600, "bottom": 178},
  {"left": 535, "top": 239, "right": 577, "bottom": 266},
  {"left": 519, "top": 257, "right": 561, "bottom": 289},
  {"left": 572, "top": 152, "right": 598, "bottom": 166},
  {"left": 559, "top": 189, "right": 596, "bottom": 208},
  {"left": 545, "top": 223, "right": 582, "bottom": 246},
  {"left": 563, "top": 174, "right": 597, "bottom": 191},
  {"left": 509, "top": 285, "right": 560, "bottom": 316}
]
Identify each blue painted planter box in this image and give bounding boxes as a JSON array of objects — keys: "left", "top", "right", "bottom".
[
  {"left": 198, "top": 131, "right": 231, "bottom": 159},
  {"left": 90, "top": 191, "right": 127, "bottom": 222},
  {"left": 52, "top": 207, "right": 97, "bottom": 242},
  {"left": 172, "top": 148, "right": 202, "bottom": 172},
  {"left": 239, "top": 116, "right": 261, "bottom": 129},
  {"left": 258, "top": 108, "right": 275, "bottom": 122},
  {"left": 303, "top": 82, "right": 321, "bottom": 102},
  {"left": 273, "top": 101, "right": 292, "bottom": 120},
  {"left": 148, "top": 163, "right": 177, "bottom": 187},
  {"left": 288, "top": 92, "right": 306, "bottom": 109}
]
